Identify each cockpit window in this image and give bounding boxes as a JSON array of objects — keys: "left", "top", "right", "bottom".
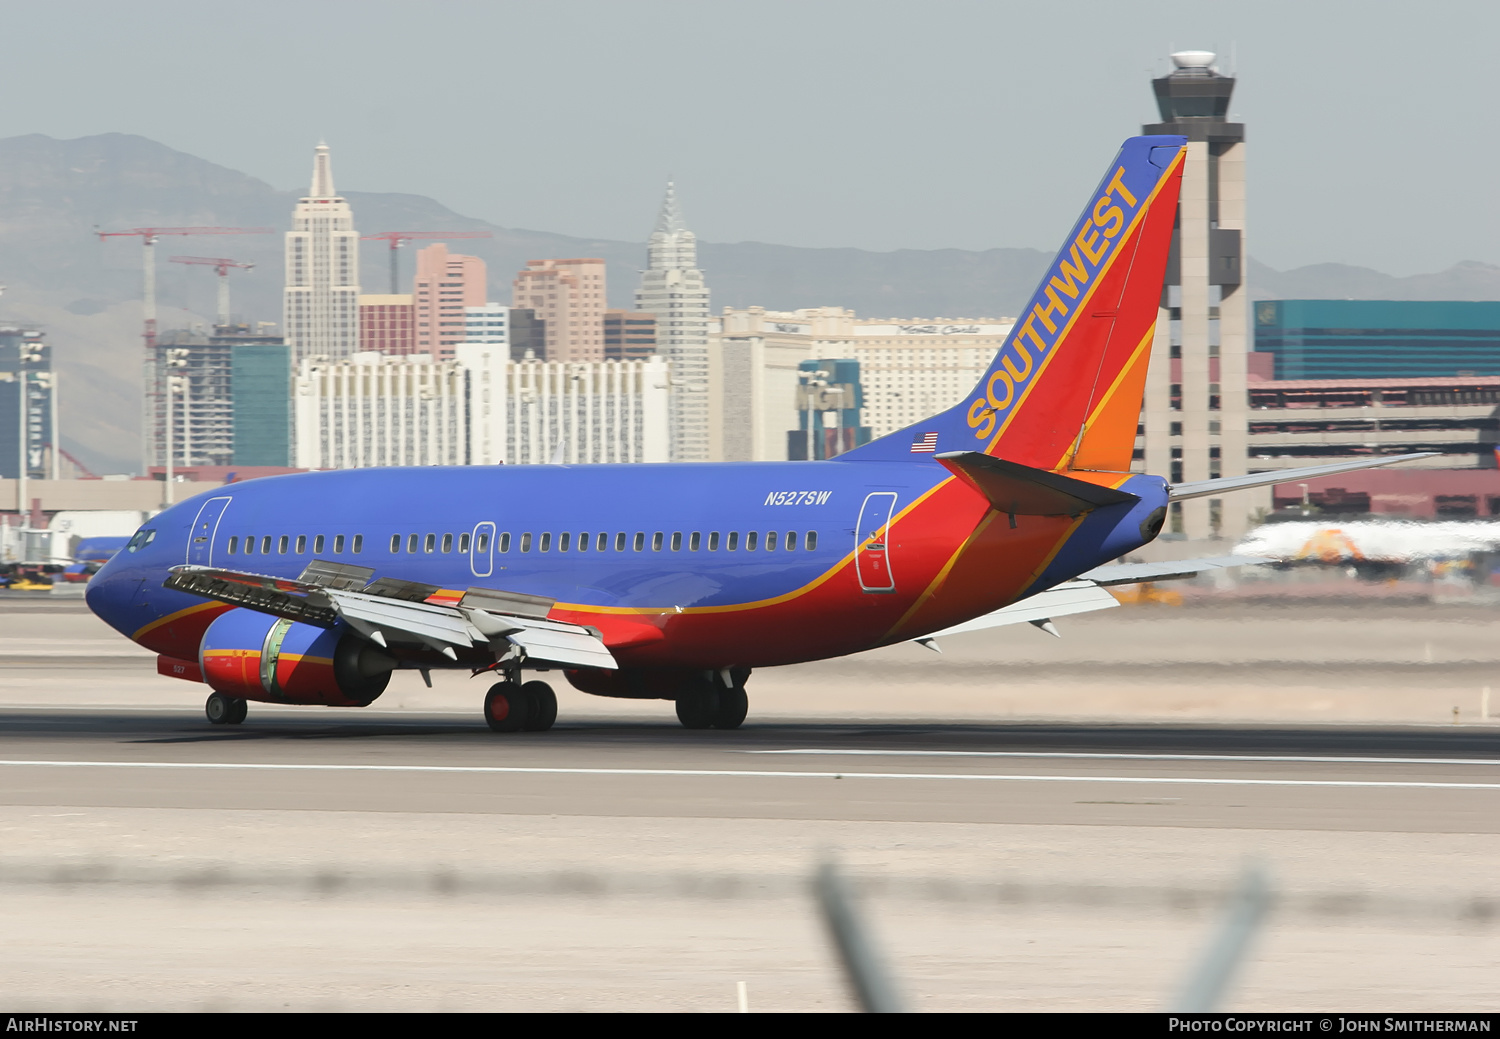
[{"left": 126, "top": 529, "right": 157, "bottom": 553}]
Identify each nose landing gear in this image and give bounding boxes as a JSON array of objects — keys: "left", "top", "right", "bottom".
[{"left": 205, "top": 691, "right": 247, "bottom": 726}]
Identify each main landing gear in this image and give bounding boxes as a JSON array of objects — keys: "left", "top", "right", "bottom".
[
  {"left": 675, "top": 671, "right": 749, "bottom": 731},
  {"left": 484, "top": 680, "right": 557, "bottom": 733},
  {"left": 205, "top": 691, "right": 247, "bottom": 726}
]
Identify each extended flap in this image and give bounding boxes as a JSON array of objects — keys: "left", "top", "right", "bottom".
[{"left": 935, "top": 451, "right": 1138, "bottom": 516}]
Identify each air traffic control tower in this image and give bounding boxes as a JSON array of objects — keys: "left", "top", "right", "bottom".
[{"left": 1141, "top": 51, "right": 1250, "bottom": 539}]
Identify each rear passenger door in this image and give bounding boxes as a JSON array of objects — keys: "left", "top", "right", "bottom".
[{"left": 854, "top": 492, "right": 897, "bottom": 593}]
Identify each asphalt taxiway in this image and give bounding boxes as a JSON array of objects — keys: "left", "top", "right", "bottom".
[{"left": 3, "top": 601, "right": 1500, "bottom": 1010}]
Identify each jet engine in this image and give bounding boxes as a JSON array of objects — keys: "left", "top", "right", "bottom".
[{"left": 199, "top": 608, "right": 395, "bottom": 707}]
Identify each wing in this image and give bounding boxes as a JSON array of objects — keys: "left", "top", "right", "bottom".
[
  {"left": 1078, "top": 554, "right": 1269, "bottom": 586},
  {"left": 910, "top": 555, "right": 1269, "bottom": 649},
  {"left": 912, "top": 580, "right": 1121, "bottom": 648},
  {"left": 163, "top": 561, "right": 616, "bottom": 671}
]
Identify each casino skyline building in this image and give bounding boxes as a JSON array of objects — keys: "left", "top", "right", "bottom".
[
  {"left": 635, "top": 183, "right": 712, "bottom": 462},
  {"left": 283, "top": 143, "right": 361, "bottom": 363}
]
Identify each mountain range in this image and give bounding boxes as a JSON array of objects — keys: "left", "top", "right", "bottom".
[{"left": 2, "top": 133, "right": 1497, "bottom": 474}]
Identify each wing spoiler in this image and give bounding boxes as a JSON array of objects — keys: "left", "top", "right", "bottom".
[{"left": 163, "top": 561, "right": 616, "bottom": 671}]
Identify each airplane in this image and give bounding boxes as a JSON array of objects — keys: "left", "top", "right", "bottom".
[{"left": 85, "top": 135, "right": 1432, "bottom": 732}]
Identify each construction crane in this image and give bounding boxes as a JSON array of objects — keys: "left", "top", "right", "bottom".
[
  {"left": 94, "top": 227, "right": 272, "bottom": 348},
  {"left": 361, "top": 231, "right": 493, "bottom": 294},
  {"left": 169, "top": 256, "right": 256, "bottom": 327}
]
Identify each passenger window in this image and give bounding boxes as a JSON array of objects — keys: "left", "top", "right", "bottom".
[
  {"left": 442, "top": 533, "right": 453, "bottom": 553},
  {"left": 390, "top": 534, "right": 400, "bottom": 553},
  {"left": 227, "top": 536, "right": 239, "bottom": 554},
  {"left": 616, "top": 532, "right": 627, "bottom": 551},
  {"left": 261, "top": 536, "right": 272, "bottom": 554},
  {"left": 558, "top": 532, "right": 570, "bottom": 552},
  {"left": 806, "top": 531, "right": 818, "bottom": 551},
  {"left": 459, "top": 533, "right": 470, "bottom": 553},
  {"left": 633, "top": 532, "right": 644, "bottom": 551},
  {"left": 424, "top": 533, "right": 436, "bottom": 553},
  {"left": 495, "top": 532, "right": 507, "bottom": 553},
  {"left": 785, "top": 531, "right": 797, "bottom": 551},
  {"left": 597, "top": 532, "right": 608, "bottom": 551},
  {"left": 295, "top": 535, "right": 307, "bottom": 554},
  {"left": 708, "top": 532, "right": 719, "bottom": 551},
  {"left": 745, "top": 531, "right": 757, "bottom": 551},
  {"left": 728, "top": 532, "right": 739, "bottom": 551},
  {"left": 766, "top": 531, "right": 778, "bottom": 551},
  {"left": 670, "top": 532, "right": 682, "bottom": 551},
  {"left": 521, "top": 533, "right": 533, "bottom": 552},
  {"left": 334, "top": 535, "right": 345, "bottom": 554},
  {"left": 352, "top": 535, "right": 363, "bottom": 554},
  {"left": 313, "top": 535, "right": 324, "bottom": 554},
  {"left": 541, "top": 533, "right": 552, "bottom": 552},
  {"left": 407, "top": 534, "right": 419, "bottom": 554},
  {"left": 278, "top": 536, "right": 289, "bottom": 554},
  {"left": 690, "top": 532, "right": 701, "bottom": 551},
  {"left": 652, "top": 532, "right": 664, "bottom": 551},
  {"left": 245, "top": 536, "right": 256, "bottom": 555},
  {"left": 577, "top": 532, "right": 588, "bottom": 552},
  {"left": 479, "top": 532, "right": 492, "bottom": 553}
]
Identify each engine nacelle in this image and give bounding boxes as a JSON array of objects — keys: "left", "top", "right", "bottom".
[{"left": 199, "top": 608, "right": 394, "bottom": 707}]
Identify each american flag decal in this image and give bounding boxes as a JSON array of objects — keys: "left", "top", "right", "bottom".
[{"left": 910, "top": 432, "right": 939, "bottom": 453}]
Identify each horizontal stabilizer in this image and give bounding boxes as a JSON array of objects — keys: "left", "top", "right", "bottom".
[
  {"left": 1079, "top": 555, "right": 1269, "bottom": 586},
  {"left": 1170, "top": 453, "right": 1438, "bottom": 502},
  {"left": 936, "top": 451, "right": 1138, "bottom": 516}
]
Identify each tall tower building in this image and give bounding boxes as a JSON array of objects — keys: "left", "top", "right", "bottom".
[
  {"left": 512, "top": 258, "right": 606, "bottom": 363},
  {"left": 1141, "top": 51, "right": 1249, "bottom": 540},
  {"left": 283, "top": 143, "right": 361, "bottom": 362},
  {"left": 635, "top": 184, "right": 712, "bottom": 461},
  {"left": 413, "top": 243, "right": 487, "bottom": 359}
]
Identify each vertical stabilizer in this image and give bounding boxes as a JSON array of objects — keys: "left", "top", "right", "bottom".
[{"left": 844, "top": 136, "right": 1185, "bottom": 471}]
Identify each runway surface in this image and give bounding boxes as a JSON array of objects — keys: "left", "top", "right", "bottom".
[
  {"left": 6, "top": 708, "right": 1500, "bottom": 831},
  {"left": 4, "top": 602, "right": 1500, "bottom": 1010}
]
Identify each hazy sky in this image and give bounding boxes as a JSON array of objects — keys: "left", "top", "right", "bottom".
[{"left": 3, "top": 0, "right": 1495, "bottom": 275}]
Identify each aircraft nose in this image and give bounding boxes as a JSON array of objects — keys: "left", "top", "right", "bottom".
[{"left": 85, "top": 563, "right": 142, "bottom": 638}]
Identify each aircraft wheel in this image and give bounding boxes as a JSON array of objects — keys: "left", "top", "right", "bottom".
[
  {"left": 205, "top": 692, "right": 234, "bottom": 726},
  {"left": 675, "top": 685, "right": 719, "bottom": 730},
  {"left": 484, "top": 682, "right": 531, "bottom": 733},
  {"left": 520, "top": 681, "right": 557, "bottom": 732},
  {"left": 713, "top": 685, "right": 748, "bottom": 730},
  {"left": 226, "top": 696, "right": 248, "bottom": 725}
]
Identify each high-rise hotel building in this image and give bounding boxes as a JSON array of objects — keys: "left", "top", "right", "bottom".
[
  {"left": 635, "top": 184, "right": 712, "bottom": 461},
  {"left": 512, "top": 258, "right": 606, "bottom": 363},
  {"left": 284, "top": 143, "right": 361, "bottom": 362}
]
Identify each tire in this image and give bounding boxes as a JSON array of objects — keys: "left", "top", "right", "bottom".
[
  {"left": 225, "top": 697, "right": 248, "bottom": 725},
  {"left": 675, "top": 686, "right": 719, "bottom": 730},
  {"left": 520, "top": 681, "right": 557, "bottom": 732},
  {"left": 713, "top": 686, "right": 748, "bottom": 730},
  {"left": 484, "top": 682, "right": 531, "bottom": 733},
  {"left": 205, "top": 692, "right": 232, "bottom": 725}
]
